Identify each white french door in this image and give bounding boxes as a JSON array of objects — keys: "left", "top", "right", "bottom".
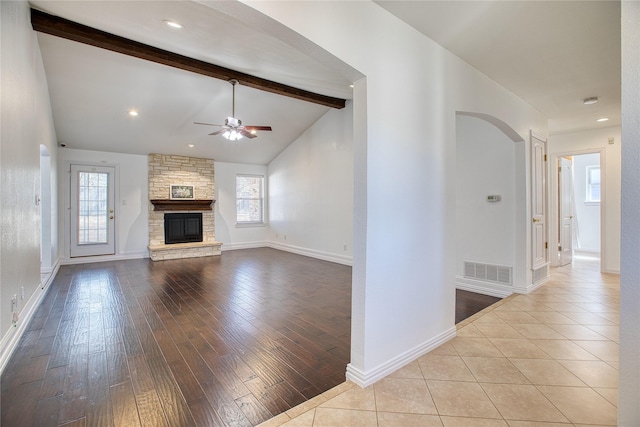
[
  {"left": 558, "top": 157, "right": 574, "bottom": 266},
  {"left": 531, "top": 133, "right": 548, "bottom": 273},
  {"left": 70, "top": 164, "right": 116, "bottom": 257}
]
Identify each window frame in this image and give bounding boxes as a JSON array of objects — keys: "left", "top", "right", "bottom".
[
  {"left": 586, "top": 165, "right": 601, "bottom": 204},
  {"left": 235, "top": 174, "right": 266, "bottom": 226}
]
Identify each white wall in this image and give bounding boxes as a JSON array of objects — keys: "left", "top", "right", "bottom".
[
  {"left": 456, "top": 115, "right": 516, "bottom": 295},
  {"left": 619, "top": 1, "right": 640, "bottom": 423},
  {"left": 241, "top": 0, "right": 547, "bottom": 385},
  {"left": 267, "top": 102, "right": 353, "bottom": 265},
  {"left": 214, "top": 161, "right": 268, "bottom": 249},
  {"left": 57, "top": 148, "right": 149, "bottom": 261},
  {"left": 0, "top": 1, "right": 59, "bottom": 369},
  {"left": 548, "top": 126, "right": 621, "bottom": 272},
  {"left": 572, "top": 153, "right": 601, "bottom": 252}
]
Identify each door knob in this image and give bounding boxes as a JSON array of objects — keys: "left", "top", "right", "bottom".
[
  {"left": 532, "top": 218, "right": 540, "bottom": 223},
  {"left": 110, "top": 216, "right": 114, "bottom": 220}
]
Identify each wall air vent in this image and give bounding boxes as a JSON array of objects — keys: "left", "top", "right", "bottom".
[
  {"left": 532, "top": 265, "right": 549, "bottom": 284},
  {"left": 464, "top": 261, "right": 513, "bottom": 285}
]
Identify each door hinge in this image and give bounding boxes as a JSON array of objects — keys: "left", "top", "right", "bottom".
[
  {"left": 558, "top": 245, "right": 562, "bottom": 251},
  {"left": 545, "top": 242, "right": 548, "bottom": 249},
  {"left": 544, "top": 154, "right": 547, "bottom": 161},
  {"left": 558, "top": 166, "right": 562, "bottom": 172}
]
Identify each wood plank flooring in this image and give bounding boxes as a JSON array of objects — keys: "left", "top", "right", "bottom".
[{"left": 1, "top": 248, "right": 499, "bottom": 426}]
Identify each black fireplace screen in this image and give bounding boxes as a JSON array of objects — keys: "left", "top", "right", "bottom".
[{"left": 164, "top": 213, "right": 203, "bottom": 244}]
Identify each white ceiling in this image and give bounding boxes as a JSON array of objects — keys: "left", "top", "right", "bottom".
[
  {"left": 375, "top": 0, "right": 621, "bottom": 135},
  {"left": 32, "top": 1, "right": 621, "bottom": 165}
]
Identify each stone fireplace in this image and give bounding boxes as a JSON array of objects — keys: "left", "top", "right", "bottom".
[{"left": 147, "top": 154, "right": 222, "bottom": 261}]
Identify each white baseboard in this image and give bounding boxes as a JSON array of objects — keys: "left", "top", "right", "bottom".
[
  {"left": 513, "top": 278, "right": 549, "bottom": 294},
  {"left": 0, "top": 260, "right": 60, "bottom": 375},
  {"left": 268, "top": 241, "right": 352, "bottom": 266},
  {"left": 59, "top": 250, "right": 149, "bottom": 265},
  {"left": 220, "top": 241, "right": 268, "bottom": 251},
  {"left": 345, "top": 326, "right": 456, "bottom": 387},
  {"left": 456, "top": 276, "right": 513, "bottom": 298}
]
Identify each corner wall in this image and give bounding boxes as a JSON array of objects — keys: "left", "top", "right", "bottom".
[
  {"left": 214, "top": 161, "right": 268, "bottom": 250},
  {"left": 241, "top": 0, "right": 547, "bottom": 385},
  {"left": 619, "top": 1, "right": 640, "bottom": 423},
  {"left": 57, "top": 148, "right": 149, "bottom": 261},
  {"left": 267, "top": 102, "right": 354, "bottom": 265},
  {"left": 548, "top": 126, "right": 621, "bottom": 273},
  {"left": 456, "top": 115, "right": 517, "bottom": 297},
  {"left": 0, "top": 1, "right": 59, "bottom": 371}
]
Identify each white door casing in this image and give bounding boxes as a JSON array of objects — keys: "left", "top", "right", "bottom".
[
  {"left": 70, "top": 164, "right": 116, "bottom": 257},
  {"left": 531, "top": 132, "right": 548, "bottom": 275},
  {"left": 559, "top": 157, "right": 573, "bottom": 266}
]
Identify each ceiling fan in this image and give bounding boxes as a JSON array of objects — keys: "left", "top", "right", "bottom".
[{"left": 194, "top": 79, "right": 272, "bottom": 140}]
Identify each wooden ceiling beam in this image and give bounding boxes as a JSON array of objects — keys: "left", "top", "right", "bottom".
[{"left": 30, "top": 8, "right": 346, "bottom": 109}]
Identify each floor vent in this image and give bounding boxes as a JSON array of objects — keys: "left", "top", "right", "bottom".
[{"left": 464, "top": 261, "right": 513, "bottom": 285}]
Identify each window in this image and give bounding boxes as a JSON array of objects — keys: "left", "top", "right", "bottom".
[
  {"left": 236, "top": 174, "right": 265, "bottom": 224},
  {"left": 586, "top": 165, "right": 600, "bottom": 203}
]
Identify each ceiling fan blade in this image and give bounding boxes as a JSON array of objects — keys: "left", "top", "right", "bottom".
[
  {"left": 209, "top": 128, "right": 227, "bottom": 136},
  {"left": 239, "top": 129, "right": 258, "bottom": 139},
  {"left": 244, "top": 126, "right": 272, "bottom": 131},
  {"left": 194, "top": 121, "right": 222, "bottom": 127}
]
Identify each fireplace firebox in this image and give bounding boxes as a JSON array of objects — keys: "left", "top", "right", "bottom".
[{"left": 164, "top": 213, "right": 203, "bottom": 244}]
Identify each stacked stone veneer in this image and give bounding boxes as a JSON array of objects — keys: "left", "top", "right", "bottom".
[{"left": 148, "top": 154, "right": 221, "bottom": 260}]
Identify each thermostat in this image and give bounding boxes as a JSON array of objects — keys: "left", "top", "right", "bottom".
[{"left": 487, "top": 195, "right": 501, "bottom": 202}]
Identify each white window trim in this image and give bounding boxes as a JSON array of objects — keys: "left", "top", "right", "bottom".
[{"left": 236, "top": 174, "right": 266, "bottom": 225}]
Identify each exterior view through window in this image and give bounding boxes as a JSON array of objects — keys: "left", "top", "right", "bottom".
[
  {"left": 78, "top": 171, "right": 109, "bottom": 244},
  {"left": 587, "top": 165, "right": 601, "bottom": 203},
  {"left": 236, "top": 174, "right": 264, "bottom": 224}
]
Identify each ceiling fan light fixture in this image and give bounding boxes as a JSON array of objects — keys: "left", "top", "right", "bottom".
[
  {"left": 194, "top": 80, "right": 272, "bottom": 139},
  {"left": 583, "top": 96, "right": 599, "bottom": 105},
  {"left": 223, "top": 129, "right": 243, "bottom": 141}
]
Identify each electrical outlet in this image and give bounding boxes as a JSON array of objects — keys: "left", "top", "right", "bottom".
[
  {"left": 284, "top": 235, "right": 287, "bottom": 241},
  {"left": 21, "top": 286, "right": 25, "bottom": 300},
  {"left": 343, "top": 244, "right": 348, "bottom": 251}
]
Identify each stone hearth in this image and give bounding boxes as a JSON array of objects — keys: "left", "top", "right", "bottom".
[{"left": 147, "top": 154, "right": 222, "bottom": 261}]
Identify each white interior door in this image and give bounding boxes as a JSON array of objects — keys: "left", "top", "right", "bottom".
[
  {"left": 558, "top": 157, "right": 573, "bottom": 266},
  {"left": 531, "top": 133, "right": 547, "bottom": 272},
  {"left": 70, "top": 164, "right": 116, "bottom": 257}
]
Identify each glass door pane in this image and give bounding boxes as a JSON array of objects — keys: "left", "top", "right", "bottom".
[{"left": 77, "top": 171, "right": 109, "bottom": 244}]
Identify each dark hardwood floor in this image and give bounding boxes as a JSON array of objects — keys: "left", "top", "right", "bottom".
[
  {"left": 456, "top": 289, "right": 502, "bottom": 324},
  {"left": 1, "top": 248, "right": 499, "bottom": 426}
]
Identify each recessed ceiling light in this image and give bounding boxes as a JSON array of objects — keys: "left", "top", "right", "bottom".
[
  {"left": 583, "top": 97, "right": 599, "bottom": 105},
  {"left": 188, "top": 144, "right": 194, "bottom": 148},
  {"left": 128, "top": 110, "right": 139, "bottom": 117},
  {"left": 349, "top": 84, "right": 354, "bottom": 88},
  {"left": 164, "top": 20, "right": 183, "bottom": 29},
  {"left": 596, "top": 117, "right": 609, "bottom": 122}
]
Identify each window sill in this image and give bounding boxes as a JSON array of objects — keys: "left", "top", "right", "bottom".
[
  {"left": 584, "top": 201, "right": 600, "bottom": 206},
  {"left": 235, "top": 222, "right": 267, "bottom": 228}
]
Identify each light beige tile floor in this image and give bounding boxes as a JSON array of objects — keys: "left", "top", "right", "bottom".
[{"left": 258, "top": 253, "right": 619, "bottom": 426}]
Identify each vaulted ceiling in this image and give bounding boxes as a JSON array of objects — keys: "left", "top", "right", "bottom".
[{"left": 31, "top": 1, "right": 621, "bottom": 164}]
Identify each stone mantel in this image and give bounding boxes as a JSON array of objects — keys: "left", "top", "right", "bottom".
[{"left": 150, "top": 199, "right": 215, "bottom": 211}]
